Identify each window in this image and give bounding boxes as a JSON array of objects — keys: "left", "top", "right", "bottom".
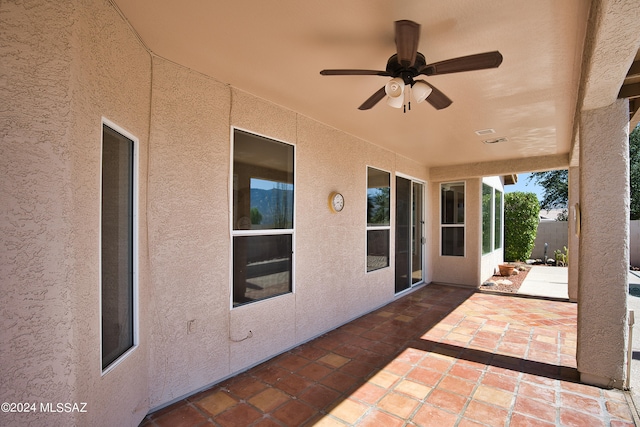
[
  {"left": 482, "top": 184, "right": 492, "bottom": 254},
  {"left": 232, "top": 129, "right": 294, "bottom": 307},
  {"left": 482, "top": 183, "right": 503, "bottom": 255},
  {"left": 494, "top": 189, "right": 503, "bottom": 250},
  {"left": 101, "top": 122, "right": 136, "bottom": 372},
  {"left": 441, "top": 182, "right": 465, "bottom": 256},
  {"left": 367, "top": 167, "right": 390, "bottom": 272}
]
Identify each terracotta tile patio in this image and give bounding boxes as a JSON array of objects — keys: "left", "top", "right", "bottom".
[{"left": 140, "top": 284, "right": 635, "bottom": 426}]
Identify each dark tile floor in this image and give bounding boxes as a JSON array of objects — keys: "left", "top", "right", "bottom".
[{"left": 140, "top": 284, "right": 635, "bottom": 426}]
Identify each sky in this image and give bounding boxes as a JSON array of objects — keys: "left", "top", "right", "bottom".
[{"left": 503, "top": 173, "right": 545, "bottom": 201}]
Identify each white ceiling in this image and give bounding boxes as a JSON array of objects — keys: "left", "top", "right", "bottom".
[{"left": 113, "top": 0, "right": 591, "bottom": 168}]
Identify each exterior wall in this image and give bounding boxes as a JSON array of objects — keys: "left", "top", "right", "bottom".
[
  {"left": 146, "top": 57, "right": 233, "bottom": 407},
  {"left": 145, "top": 59, "right": 429, "bottom": 408},
  {"left": 144, "top": 57, "right": 431, "bottom": 408},
  {"left": 480, "top": 177, "right": 505, "bottom": 282},
  {"left": 530, "top": 222, "right": 569, "bottom": 260},
  {"left": 430, "top": 178, "right": 482, "bottom": 287},
  {"left": 568, "top": 166, "right": 579, "bottom": 301},
  {"left": 0, "top": 1, "right": 522, "bottom": 425},
  {"left": 533, "top": 220, "right": 640, "bottom": 266},
  {"left": 1, "top": 3, "right": 77, "bottom": 425},
  {"left": 577, "top": 99, "right": 630, "bottom": 388},
  {"left": 1, "top": 1, "right": 152, "bottom": 427}
]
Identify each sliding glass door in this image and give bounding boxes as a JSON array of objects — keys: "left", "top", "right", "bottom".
[{"left": 395, "top": 176, "right": 425, "bottom": 293}]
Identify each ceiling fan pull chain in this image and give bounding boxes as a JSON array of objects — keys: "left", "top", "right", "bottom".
[{"left": 404, "top": 87, "right": 409, "bottom": 113}]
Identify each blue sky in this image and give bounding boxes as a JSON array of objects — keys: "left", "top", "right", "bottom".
[{"left": 504, "top": 173, "right": 545, "bottom": 201}]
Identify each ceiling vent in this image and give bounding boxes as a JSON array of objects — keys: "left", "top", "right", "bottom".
[{"left": 483, "top": 137, "right": 508, "bottom": 144}]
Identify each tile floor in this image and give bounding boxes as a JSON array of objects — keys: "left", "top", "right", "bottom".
[{"left": 140, "top": 284, "right": 635, "bottom": 426}]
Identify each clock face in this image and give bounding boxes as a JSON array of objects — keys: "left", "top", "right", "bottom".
[{"left": 330, "top": 192, "right": 344, "bottom": 212}]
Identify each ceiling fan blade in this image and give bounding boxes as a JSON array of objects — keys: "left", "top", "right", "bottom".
[
  {"left": 320, "top": 69, "right": 391, "bottom": 76},
  {"left": 415, "top": 80, "right": 452, "bottom": 110},
  {"left": 358, "top": 86, "right": 387, "bottom": 110},
  {"left": 421, "top": 51, "right": 503, "bottom": 76},
  {"left": 395, "top": 20, "right": 421, "bottom": 67}
]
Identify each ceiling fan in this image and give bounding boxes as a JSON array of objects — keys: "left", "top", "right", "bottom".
[{"left": 320, "top": 20, "right": 503, "bottom": 111}]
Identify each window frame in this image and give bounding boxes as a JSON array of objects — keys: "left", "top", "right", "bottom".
[
  {"left": 481, "top": 183, "right": 503, "bottom": 255},
  {"left": 230, "top": 127, "right": 296, "bottom": 309},
  {"left": 440, "top": 181, "right": 466, "bottom": 257},
  {"left": 100, "top": 118, "right": 139, "bottom": 375},
  {"left": 494, "top": 189, "right": 503, "bottom": 250},
  {"left": 482, "top": 183, "right": 493, "bottom": 255},
  {"left": 366, "top": 166, "right": 391, "bottom": 273}
]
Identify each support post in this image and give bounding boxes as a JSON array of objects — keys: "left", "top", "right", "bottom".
[{"left": 577, "top": 99, "right": 630, "bottom": 388}]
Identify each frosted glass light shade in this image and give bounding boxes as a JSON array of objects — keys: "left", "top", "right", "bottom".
[
  {"left": 412, "top": 81, "right": 432, "bottom": 103},
  {"left": 386, "top": 94, "right": 404, "bottom": 108},
  {"left": 385, "top": 78, "right": 405, "bottom": 98}
]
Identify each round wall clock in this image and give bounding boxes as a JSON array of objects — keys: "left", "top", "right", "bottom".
[{"left": 329, "top": 192, "right": 344, "bottom": 213}]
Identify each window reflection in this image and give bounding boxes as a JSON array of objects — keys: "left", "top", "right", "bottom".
[
  {"left": 233, "top": 131, "right": 294, "bottom": 231},
  {"left": 233, "top": 235, "right": 292, "bottom": 307},
  {"left": 367, "top": 167, "right": 390, "bottom": 272},
  {"left": 441, "top": 182, "right": 465, "bottom": 257},
  {"left": 247, "top": 178, "right": 294, "bottom": 229},
  {"left": 367, "top": 168, "right": 390, "bottom": 226}
]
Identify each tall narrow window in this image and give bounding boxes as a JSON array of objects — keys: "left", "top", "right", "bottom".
[
  {"left": 101, "top": 123, "right": 136, "bottom": 371},
  {"left": 441, "top": 182, "right": 465, "bottom": 256},
  {"left": 482, "top": 184, "right": 492, "bottom": 255},
  {"left": 494, "top": 190, "right": 503, "bottom": 250},
  {"left": 367, "top": 167, "right": 390, "bottom": 272},
  {"left": 232, "top": 129, "right": 294, "bottom": 307},
  {"left": 482, "top": 184, "right": 504, "bottom": 255}
]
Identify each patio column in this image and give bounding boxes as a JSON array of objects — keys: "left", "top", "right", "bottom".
[
  {"left": 567, "top": 166, "right": 579, "bottom": 302},
  {"left": 577, "top": 99, "right": 630, "bottom": 389}
]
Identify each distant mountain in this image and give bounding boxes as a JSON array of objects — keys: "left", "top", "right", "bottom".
[{"left": 250, "top": 188, "right": 294, "bottom": 228}]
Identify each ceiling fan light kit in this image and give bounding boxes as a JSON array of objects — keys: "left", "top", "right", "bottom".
[
  {"left": 386, "top": 92, "right": 405, "bottom": 109},
  {"left": 412, "top": 81, "right": 432, "bottom": 103},
  {"left": 385, "top": 77, "right": 405, "bottom": 98},
  {"left": 385, "top": 77, "right": 405, "bottom": 109},
  {"left": 320, "top": 19, "right": 503, "bottom": 113}
]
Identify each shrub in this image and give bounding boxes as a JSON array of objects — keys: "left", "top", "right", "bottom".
[{"left": 504, "top": 192, "right": 540, "bottom": 261}]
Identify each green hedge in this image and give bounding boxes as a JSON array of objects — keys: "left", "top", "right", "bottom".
[{"left": 504, "top": 192, "right": 540, "bottom": 261}]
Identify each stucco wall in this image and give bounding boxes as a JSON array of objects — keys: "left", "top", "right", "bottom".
[
  {"left": 578, "top": 99, "right": 629, "bottom": 388},
  {"left": 145, "top": 58, "right": 430, "bottom": 409},
  {"left": 1, "top": 1, "right": 152, "bottom": 426},
  {"left": 2, "top": 0, "right": 504, "bottom": 424},
  {"left": 146, "top": 57, "right": 232, "bottom": 407},
  {"left": 1, "top": 2, "right": 78, "bottom": 425},
  {"left": 530, "top": 221, "right": 569, "bottom": 260}
]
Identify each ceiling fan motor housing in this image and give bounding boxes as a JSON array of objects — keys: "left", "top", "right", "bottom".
[{"left": 386, "top": 53, "right": 428, "bottom": 85}]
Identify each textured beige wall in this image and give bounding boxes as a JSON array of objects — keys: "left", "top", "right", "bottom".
[
  {"left": 147, "top": 57, "right": 232, "bottom": 407},
  {"left": 429, "top": 154, "right": 569, "bottom": 182},
  {"left": 577, "top": 99, "right": 630, "bottom": 388},
  {"left": 530, "top": 222, "right": 569, "bottom": 260},
  {"left": 568, "top": 166, "right": 579, "bottom": 301},
  {"left": 144, "top": 59, "right": 430, "bottom": 410},
  {"left": 1, "top": 1, "right": 152, "bottom": 426},
  {"left": 1, "top": 2, "right": 78, "bottom": 425},
  {"left": 2, "top": 0, "right": 507, "bottom": 423},
  {"left": 1, "top": 1, "right": 433, "bottom": 420}
]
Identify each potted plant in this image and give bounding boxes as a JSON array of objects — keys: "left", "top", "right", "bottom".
[{"left": 498, "top": 264, "right": 515, "bottom": 276}]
